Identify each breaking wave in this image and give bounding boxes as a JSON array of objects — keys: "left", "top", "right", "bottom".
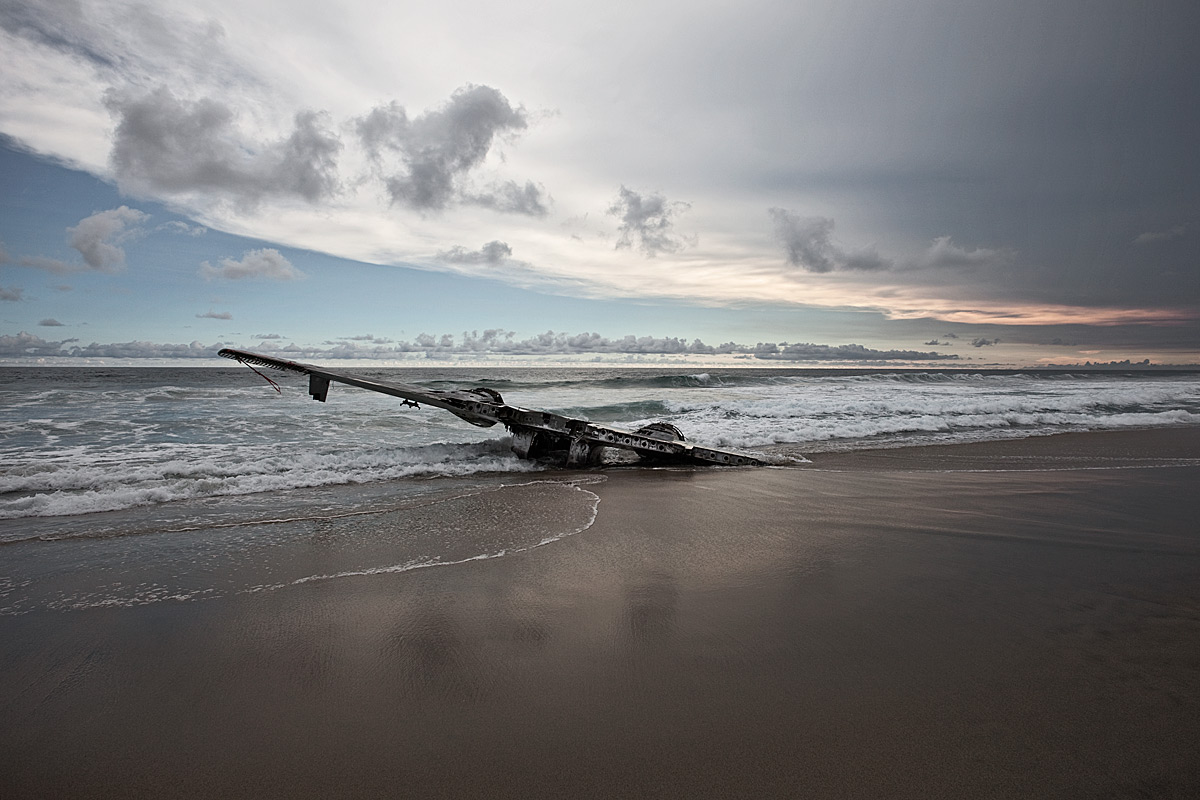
[
  {"left": 0, "top": 438, "right": 540, "bottom": 519},
  {"left": 1, "top": 366, "right": 1198, "bottom": 524}
]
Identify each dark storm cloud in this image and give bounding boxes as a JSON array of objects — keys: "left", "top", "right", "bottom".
[
  {"left": 769, "top": 208, "right": 892, "bottom": 272},
  {"left": 356, "top": 85, "right": 535, "bottom": 213},
  {"left": 105, "top": 88, "right": 341, "bottom": 206},
  {"left": 435, "top": 240, "right": 513, "bottom": 265},
  {"left": 738, "top": 1, "right": 1200, "bottom": 311},
  {"left": 609, "top": 186, "right": 692, "bottom": 257}
]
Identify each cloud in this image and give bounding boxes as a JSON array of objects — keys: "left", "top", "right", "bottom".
[
  {"left": 0, "top": 1, "right": 231, "bottom": 80},
  {"left": 67, "top": 206, "right": 149, "bottom": 271},
  {"left": 196, "top": 310, "right": 233, "bottom": 320},
  {"left": 911, "top": 236, "right": 1015, "bottom": 270},
  {"left": 752, "top": 342, "right": 957, "bottom": 361},
  {"left": 1133, "top": 225, "right": 1187, "bottom": 245},
  {"left": 199, "top": 248, "right": 303, "bottom": 281},
  {"left": 435, "top": 240, "right": 513, "bottom": 265},
  {"left": 0, "top": 286, "right": 22, "bottom": 301},
  {"left": 0, "top": 330, "right": 956, "bottom": 362},
  {"left": 609, "top": 186, "right": 692, "bottom": 257},
  {"left": 971, "top": 337, "right": 1000, "bottom": 347},
  {"left": 38, "top": 318, "right": 65, "bottom": 326},
  {"left": 356, "top": 85, "right": 533, "bottom": 213},
  {"left": 254, "top": 333, "right": 284, "bottom": 340},
  {"left": 157, "top": 220, "right": 207, "bottom": 236},
  {"left": 0, "top": 331, "right": 69, "bottom": 357},
  {"left": 105, "top": 87, "right": 341, "bottom": 207},
  {"left": 769, "top": 208, "right": 891, "bottom": 272},
  {"left": 10, "top": 206, "right": 149, "bottom": 274},
  {"left": 769, "top": 211, "right": 1011, "bottom": 278},
  {"left": 466, "top": 180, "right": 550, "bottom": 217},
  {"left": 0, "top": 331, "right": 224, "bottom": 359},
  {"left": 337, "top": 334, "right": 394, "bottom": 343},
  {"left": 16, "top": 256, "right": 74, "bottom": 273}
]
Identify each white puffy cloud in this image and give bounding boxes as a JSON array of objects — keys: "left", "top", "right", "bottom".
[
  {"left": 11, "top": 206, "right": 148, "bottom": 274},
  {"left": 196, "top": 310, "right": 233, "bottom": 320},
  {"left": 67, "top": 205, "right": 148, "bottom": 271}
]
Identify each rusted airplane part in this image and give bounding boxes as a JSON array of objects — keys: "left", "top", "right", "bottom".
[{"left": 218, "top": 348, "right": 764, "bottom": 467}]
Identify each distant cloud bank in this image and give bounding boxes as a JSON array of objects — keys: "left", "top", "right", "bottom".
[{"left": 0, "top": 329, "right": 958, "bottom": 362}]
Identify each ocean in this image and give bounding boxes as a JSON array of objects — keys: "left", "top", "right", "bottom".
[{"left": 3, "top": 365, "right": 1199, "bottom": 614}]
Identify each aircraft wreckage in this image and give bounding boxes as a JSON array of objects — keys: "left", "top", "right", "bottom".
[{"left": 220, "top": 348, "right": 764, "bottom": 467}]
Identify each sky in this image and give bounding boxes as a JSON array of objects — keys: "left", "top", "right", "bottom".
[{"left": 1, "top": 0, "right": 1198, "bottom": 367}]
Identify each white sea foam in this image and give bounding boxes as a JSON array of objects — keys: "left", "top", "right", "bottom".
[{"left": 0, "top": 439, "right": 540, "bottom": 519}]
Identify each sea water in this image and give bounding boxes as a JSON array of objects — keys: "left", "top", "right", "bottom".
[
  {"left": 2, "top": 365, "right": 1198, "bottom": 613},
  {"left": 4, "top": 365, "right": 1200, "bottom": 523}
]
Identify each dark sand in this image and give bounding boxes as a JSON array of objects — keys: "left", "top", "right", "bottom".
[{"left": 3, "top": 428, "right": 1200, "bottom": 798}]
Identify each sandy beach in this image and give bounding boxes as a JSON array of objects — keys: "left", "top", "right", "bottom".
[{"left": 3, "top": 427, "right": 1200, "bottom": 798}]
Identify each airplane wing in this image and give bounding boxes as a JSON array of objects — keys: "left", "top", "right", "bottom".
[{"left": 218, "top": 348, "right": 763, "bottom": 467}]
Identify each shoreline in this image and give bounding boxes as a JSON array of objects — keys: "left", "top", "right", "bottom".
[
  {"left": 3, "top": 426, "right": 1199, "bottom": 797},
  {"left": 791, "top": 424, "right": 1200, "bottom": 470}
]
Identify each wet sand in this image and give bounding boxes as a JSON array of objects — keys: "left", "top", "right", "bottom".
[{"left": 3, "top": 428, "right": 1200, "bottom": 798}]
